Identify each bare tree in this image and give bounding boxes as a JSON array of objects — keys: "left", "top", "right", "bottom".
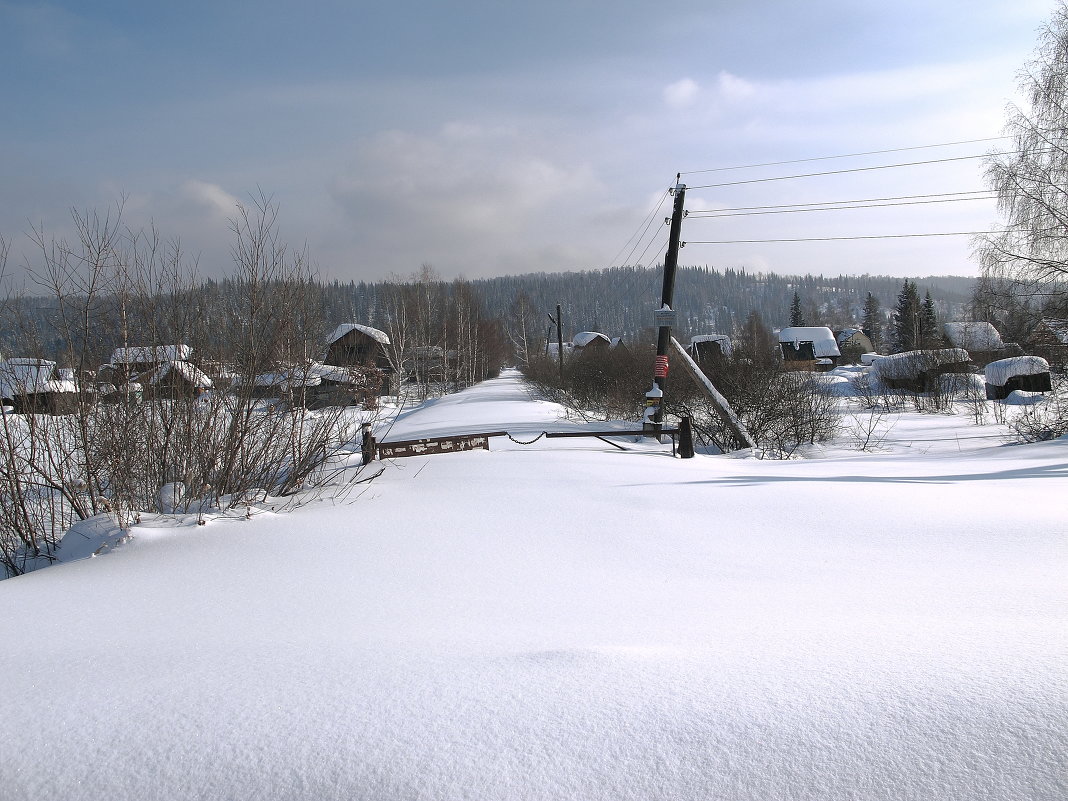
[{"left": 979, "top": 0, "right": 1068, "bottom": 316}]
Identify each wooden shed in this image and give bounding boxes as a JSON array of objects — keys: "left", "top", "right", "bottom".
[
  {"left": 688, "top": 334, "right": 732, "bottom": 366},
  {"left": 870, "top": 348, "right": 973, "bottom": 393},
  {"left": 984, "top": 356, "right": 1053, "bottom": 400},
  {"left": 778, "top": 326, "right": 841, "bottom": 372}
]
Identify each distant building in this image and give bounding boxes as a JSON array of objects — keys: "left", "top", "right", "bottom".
[
  {"left": 777, "top": 326, "right": 840, "bottom": 371},
  {"left": 688, "top": 334, "right": 732, "bottom": 365},
  {"left": 869, "top": 348, "right": 973, "bottom": 393},
  {"left": 572, "top": 332, "right": 612, "bottom": 352},
  {"left": 834, "top": 329, "right": 875, "bottom": 364},
  {"left": 942, "top": 322, "right": 1021, "bottom": 367},
  {"left": 323, "top": 324, "right": 393, "bottom": 395},
  {"left": 0, "top": 358, "right": 79, "bottom": 414},
  {"left": 1026, "top": 318, "right": 1068, "bottom": 369}
]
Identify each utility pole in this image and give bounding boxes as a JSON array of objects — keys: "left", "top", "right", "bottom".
[
  {"left": 643, "top": 176, "right": 687, "bottom": 439},
  {"left": 547, "top": 304, "right": 564, "bottom": 388}
]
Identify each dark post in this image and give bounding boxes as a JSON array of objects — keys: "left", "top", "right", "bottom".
[
  {"left": 643, "top": 178, "right": 687, "bottom": 439},
  {"left": 548, "top": 304, "right": 564, "bottom": 388},
  {"left": 678, "top": 416, "right": 694, "bottom": 458},
  {"left": 361, "top": 422, "right": 376, "bottom": 464}
]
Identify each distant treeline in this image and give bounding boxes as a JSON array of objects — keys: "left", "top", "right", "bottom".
[{"left": 3, "top": 263, "right": 975, "bottom": 363}]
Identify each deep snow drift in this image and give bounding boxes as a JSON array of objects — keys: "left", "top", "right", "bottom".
[{"left": 1, "top": 370, "right": 1066, "bottom": 800}]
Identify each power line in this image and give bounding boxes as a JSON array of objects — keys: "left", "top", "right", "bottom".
[
  {"left": 684, "top": 153, "right": 995, "bottom": 191},
  {"left": 607, "top": 188, "right": 670, "bottom": 270},
  {"left": 686, "top": 194, "right": 997, "bottom": 219},
  {"left": 685, "top": 231, "right": 998, "bottom": 245},
  {"left": 680, "top": 137, "right": 1008, "bottom": 176},
  {"left": 685, "top": 190, "right": 994, "bottom": 214}
]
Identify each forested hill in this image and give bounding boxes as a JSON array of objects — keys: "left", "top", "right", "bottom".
[
  {"left": 323, "top": 267, "right": 975, "bottom": 344},
  {"left": 464, "top": 266, "right": 974, "bottom": 341}
]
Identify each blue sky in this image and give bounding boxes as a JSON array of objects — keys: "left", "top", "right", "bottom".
[{"left": 0, "top": 0, "right": 1056, "bottom": 284}]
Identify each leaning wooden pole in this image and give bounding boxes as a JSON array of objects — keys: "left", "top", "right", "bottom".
[
  {"left": 669, "top": 337, "right": 756, "bottom": 450},
  {"left": 643, "top": 178, "right": 687, "bottom": 439}
]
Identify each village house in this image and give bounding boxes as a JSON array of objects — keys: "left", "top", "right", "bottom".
[
  {"left": 834, "top": 329, "right": 875, "bottom": 364},
  {"left": 323, "top": 324, "right": 394, "bottom": 395},
  {"left": 1025, "top": 318, "right": 1068, "bottom": 369},
  {"left": 0, "top": 358, "right": 80, "bottom": 414}
]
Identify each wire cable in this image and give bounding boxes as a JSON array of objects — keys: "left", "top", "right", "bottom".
[
  {"left": 680, "top": 137, "right": 1008, "bottom": 176},
  {"left": 685, "top": 190, "right": 994, "bottom": 214},
  {"left": 686, "top": 195, "right": 997, "bottom": 219},
  {"left": 684, "top": 154, "right": 995, "bottom": 191},
  {"left": 685, "top": 231, "right": 998, "bottom": 244}
]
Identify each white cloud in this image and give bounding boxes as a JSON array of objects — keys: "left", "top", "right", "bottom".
[
  {"left": 180, "top": 180, "right": 239, "bottom": 218},
  {"left": 663, "top": 78, "right": 700, "bottom": 109},
  {"left": 716, "top": 71, "right": 756, "bottom": 101}
]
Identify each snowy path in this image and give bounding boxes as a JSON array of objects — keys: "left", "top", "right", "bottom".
[{"left": 1, "top": 371, "right": 1066, "bottom": 800}]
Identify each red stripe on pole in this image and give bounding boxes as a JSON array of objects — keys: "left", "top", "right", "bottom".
[{"left": 654, "top": 356, "right": 669, "bottom": 378}]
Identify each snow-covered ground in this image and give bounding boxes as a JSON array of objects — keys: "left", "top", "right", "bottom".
[{"left": 1, "top": 369, "right": 1066, "bottom": 800}]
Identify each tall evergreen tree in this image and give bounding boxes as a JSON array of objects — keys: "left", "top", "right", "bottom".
[
  {"left": 861, "top": 292, "right": 882, "bottom": 348},
  {"left": 891, "top": 280, "right": 922, "bottom": 352},
  {"left": 919, "top": 290, "right": 941, "bottom": 348},
  {"left": 789, "top": 292, "right": 805, "bottom": 327}
]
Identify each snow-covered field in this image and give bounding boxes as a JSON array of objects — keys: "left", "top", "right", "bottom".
[{"left": 1, "top": 369, "right": 1066, "bottom": 800}]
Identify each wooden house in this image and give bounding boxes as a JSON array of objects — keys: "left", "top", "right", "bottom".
[
  {"left": 1026, "top": 318, "right": 1068, "bottom": 369},
  {"left": 323, "top": 324, "right": 393, "bottom": 395},
  {"left": 778, "top": 327, "right": 841, "bottom": 372},
  {"left": 0, "top": 358, "right": 80, "bottom": 414},
  {"left": 572, "top": 332, "right": 612, "bottom": 353},
  {"left": 834, "top": 329, "right": 875, "bottom": 364},
  {"left": 323, "top": 324, "right": 392, "bottom": 370},
  {"left": 870, "top": 348, "right": 973, "bottom": 393},
  {"left": 138, "top": 361, "right": 213, "bottom": 400}
]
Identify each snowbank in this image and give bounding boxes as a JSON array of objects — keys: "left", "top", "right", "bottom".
[{"left": 1, "top": 372, "right": 1065, "bottom": 801}]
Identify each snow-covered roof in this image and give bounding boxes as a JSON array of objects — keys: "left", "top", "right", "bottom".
[
  {"left": 326, "top": 324, "right": 390, "bottom": 346},
  {"left": 984, "top": 356, "right": 1051, "bottom": 387},
  {"left": 572, "top": 332, "right": 611, "bottom": 348},
  {"left": 942, "top": 322, "right": 1004, "bottom": 351},
  {"left": 870, "top": 348, "right": 971, "bottom": 380},
  {"left": 145, "top": 361, "right": 213, "bottom": 389},
  {"left": 777, "top": 326, "right": 841, "bottom": 358},
  {"left": 250, "top": 364, "right": 323, "bottom": 389},
  {"left": 1040, "top": 318, "right": 1068, "bottom": 345},
  {"left": 110, "top": 345, "right": 192, "bottom": 365},
  {"left": 0, "top": 358, "right": 77, "bottom": 396}
]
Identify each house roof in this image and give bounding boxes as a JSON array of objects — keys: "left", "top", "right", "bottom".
[
  {"left": 572, "top": 332, "right": 611, "bottom": 348},
  {"left": 0, "top": 358, "right": 77, "bottom": 396},
  {"left": 143, "top": 361, "right": 213, "bottom": 389},
  {"left": 689, "top": 334, "right": 732, "bottom": 356},
  {"left": 942, "top": 322, "right": 1004, "bottom": 351},
  {"left": 326, "top": 324, "right": 390, "bottom": 346}
]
